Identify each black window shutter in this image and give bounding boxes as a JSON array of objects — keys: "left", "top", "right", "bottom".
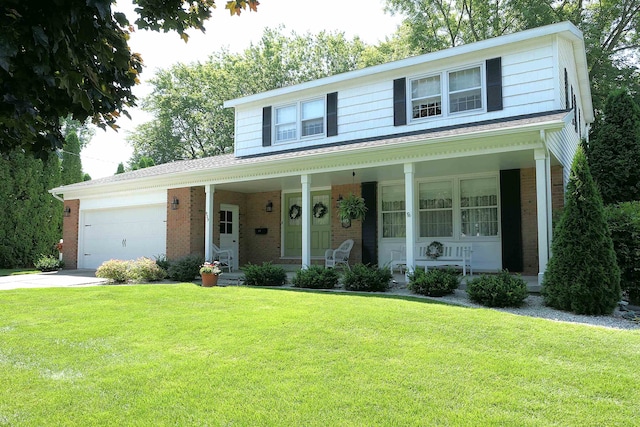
[
  {"left": 564, "top": 68, "right": 569, "bottom": 110},
  {"left": 327, "top": 92, "right": 338, "bottom": 137},
  {"left": 393, "top": 78, "right": 407, "bottom": 126},
  {"left": 486, "top": 57, "right": 503, "bottom": 112},
  {"left": 262, "top": 106, "right": 272, "bottom": 147},
  {"left": 500, "top": 169, "right": 523, "bottom": 272}
]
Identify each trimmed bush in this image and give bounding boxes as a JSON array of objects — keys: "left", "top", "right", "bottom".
[
  {"left": 96, "top": 259, "right": 131, "bottom": 283},
  {"left": 155, "top": 254, "right": 170, "bottom": 271},
  {"left": 407, "top": 267, "right": 460, "bottom": 296},
  {"left": 466, "top": 271, "right": 528, "bottom": 307},
  {"left": 342, "top": 264, "right": 392, "bottom": 292},
  {"left": 292, "top": 265, "right": 340, "bottom": 289},
  {"left": 167, "top": 255, "right": 203, "bottom": 282},
  {"left": 128, "top": 257, "right": 167, "bottom": 282},
  {"left": 242, "top": 262, "right": 287, "bottom": 286},
  {"left": 34, "top": 254, "right": 64, "bottom": 272},
  {"left": 542, "top": 147, "right": 621, "bottom": 315},
  {"left": 605, "top": 202, "right": 640, "bottom": 304}
]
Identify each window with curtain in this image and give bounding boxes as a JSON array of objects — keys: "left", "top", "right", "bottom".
[
  {"left": 301, "top": 99, "right": 324, "bottom": 137},
  {"left": 460, "top": 177, "right": 498, "bottom": 237},
  {"left": 449, "top": 66, "right": 482, "bottom": 113},
  {"left": 419, "top": 180, "right": 453, "bottom": 237},
  {"left": 381, "top": 185, "right": 405, "bottom": 238},
  {"left": 275, "top": 105, "right": 297, "bottom": 142},
  {"left": 411, "top": 75, "right": 442, "bottom": 119}
]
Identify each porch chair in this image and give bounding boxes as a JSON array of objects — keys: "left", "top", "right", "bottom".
[
  {"left": 212, "top": 243, "right": 234, "bottom": 272},
  {"left": 324, "top": 239, "right": 354, "bottom": 270}
]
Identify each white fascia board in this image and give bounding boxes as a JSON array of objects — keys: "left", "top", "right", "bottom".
[{"left": 224, "top": 22, "right": 583, "bottom": 109}]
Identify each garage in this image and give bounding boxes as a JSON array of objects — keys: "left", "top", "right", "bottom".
[{"left": 80, "top": 205, "right": 167, "bottom": 269}]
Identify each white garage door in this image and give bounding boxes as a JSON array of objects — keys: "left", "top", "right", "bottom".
[{"left": 81, "top": 205, "right": 167, "bottom": 269}]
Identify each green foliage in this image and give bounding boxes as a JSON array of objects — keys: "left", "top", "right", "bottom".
[
  {"left": 0, "top": 150, "right": 62, "bottom": 268},
  {"left": 292, "top": 265, "right": 340, "bottom": 289},
  {"left": 588, "top": 90, "right": 640, "bottom": 204},
  {"left": 128, "top": 257, "right": 167, "bottom": 282},
  {"left": 115, "top": 162, "right": 126, "bottom": 175},
  {"left": 33, "top": 254, "right": 63, "bottom": 272},
  {"left": 155, "top": 254, "right": 170, "bottom": 271},
  {"left": 61, "top": 131, "right": 84, "bottom": 185},
  {"left": 605, "top": 202, "right": 640, "bottom": 304},
  {"left": 96, "top": 260, "right": 131, "bottom": 283},
  {"left": 242, "top": 262, "right": 287, "bottom": 286},
  {"left": 166, "top": 254, "right": 203, "bottom": 282},
  {"left": 407, "top": 267, "right": 460, "bottom": 296},
  {"left": 130, "top": 156, "right": 155, "bottom": 171},
  {"left": 466, "top": 271, "right": 529, "bottom": 307},
  {"left": 342, "top": 264, "right": 392, "bottom": 292},
  {"left": 542, "top": 148, "right": 621, "bottom": 315}
]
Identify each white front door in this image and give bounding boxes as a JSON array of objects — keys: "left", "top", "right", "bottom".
[{"left": 219, "top": 204, "right": 239, "bottom": 268}]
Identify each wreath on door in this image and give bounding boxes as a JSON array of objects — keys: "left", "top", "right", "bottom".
[
  {"left": 313, "top": 202, "right": 328, "bottom": 219},
  {"left": 289, "top": 204, "right": 302, "bottom": 220}
]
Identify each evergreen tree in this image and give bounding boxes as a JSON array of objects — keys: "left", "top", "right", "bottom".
[
  {"left": 588, "top": 90, "right": 640, "bottom": 204},
  {"left": 61, "top": 131, "right": 84, "bottom": 185},
  {"left": 115, "top": 163, "right": 126, "bottom": 175},
  {"left": 542, "top": 147, "right": 621, "bottom": 315}
]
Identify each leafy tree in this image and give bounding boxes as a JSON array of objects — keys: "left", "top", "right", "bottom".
[
  {"left": 0, "top": 0, "right": 259, "bottom": 156},
  {"left": 60, "top": 116, "right": 95, "bottom": 150},
  {"left": 130, "top": 156, "right": 156, "bottom": 171},
  {"left": 383, "top": 0, "right": 640, "bottom": 111},
  {"left": 605, "top": 202, "right": 640, "bottom": 304},
  {"left": 542, "top": 147, "right": 621, "bottom": 315},
  {"left": 128, "top": 28, "right": 369, "bottom": 164},
  {"left": 587, "top": 90, "right": 640, "bottom": 204},
  {"left": 61, "top": 132, "right": 84, "bottom": 185}
]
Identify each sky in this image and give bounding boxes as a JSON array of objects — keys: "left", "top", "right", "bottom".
[{"left": 81, "top": 0, "right": 403, "bottom": 178}]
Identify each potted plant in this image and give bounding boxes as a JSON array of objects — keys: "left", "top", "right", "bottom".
[
  {"left": 200, "top": 261, "right": 222, "bottom": 287},
  {"left": 337, "top": 193, "right": 367, "bottom": 222}
]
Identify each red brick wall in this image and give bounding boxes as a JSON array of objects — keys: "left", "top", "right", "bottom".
[
  {"left": 520, "top": 165, "right": 564, "bottom": 275},
  {"left": 62, "top": 199, "right": 79, "bottom": 269},
  {"left": 166, "top": 187, "right": 205, "bottom": 260},
  {"left": 245, "top": 191, "right": 281, "bottom": 264}
]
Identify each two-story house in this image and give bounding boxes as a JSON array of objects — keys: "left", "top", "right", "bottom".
[{"left": 51, "top": 22, "right": 592, "bottom": 284}]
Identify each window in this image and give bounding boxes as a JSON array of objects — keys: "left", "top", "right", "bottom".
[
  {"left": 449, "top": 66, "right": 482, "bottom": 113},
  {"left": 275, "top": 105, "right": 297, "bottom": 142},
  {"left": 302, "top": 99, "right": 324, "bottom": 137},
  {"left": 460, "top": 177, "right": 498, "bottom": 237},
  {"left": 381, "top": 185, "right": 405, "bottom": 238},
  {"left": 411, "top": 75, "right": 441, "bottom": 119},
  {"left": 419, "top": 181, "right": 453, "bottom": 237}
]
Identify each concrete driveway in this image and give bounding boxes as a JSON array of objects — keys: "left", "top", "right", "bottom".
[{"left": 0, "top": 269, "right": 107, "bottom": 291}]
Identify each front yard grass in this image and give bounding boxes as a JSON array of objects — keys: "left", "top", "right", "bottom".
[
  {"left": 0, "top": 269, "right": 40, "bottom": 277},
  {"left": 0, "top": 284, "right": 638, "bottom": 426}
]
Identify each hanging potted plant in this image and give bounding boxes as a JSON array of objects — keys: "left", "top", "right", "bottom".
[
  {"left": 200, "top": 261, "right": 222, "bottom": 287},
  {"left": 337, "top": 193, "right": 367, "bottom": 222}
]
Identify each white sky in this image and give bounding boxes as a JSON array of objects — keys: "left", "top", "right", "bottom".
[{"left": 81, "top": 0, "right": 403, "bottom": 178}]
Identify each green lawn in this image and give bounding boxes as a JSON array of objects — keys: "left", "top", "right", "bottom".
[
  {"left": 0, "top": 285, "right": 638, "bottom": 426},
  {"left": 0, "top": 269, "right": 40, "bottom": 277}
]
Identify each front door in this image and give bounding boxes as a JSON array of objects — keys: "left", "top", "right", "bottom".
[
  {"left": 283, "top": 191, "right": 331, "bottom": 257},
  {"left": 219, "top": 204, "right": 239, "bottom": 268}
]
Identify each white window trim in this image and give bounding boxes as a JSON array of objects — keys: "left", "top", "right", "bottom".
[
  {"left": 273, "top": 97, "right": 326, "bottom": 144},
  {"left": 408, "top": 63, "right": 486, "bottom": 123}
]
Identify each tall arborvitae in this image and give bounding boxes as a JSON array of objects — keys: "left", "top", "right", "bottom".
[
  {"left": 588, "top": 90, "right": 640, "bottom": 204},
  {"left": 61, "top": 131, "right": 83, "bottom": 185},
  {"left": 116, "top": 162, "right": 125, "bottom": 174},
  {"left": 542, "top": 147, "right": 621, "bottom": 314}
]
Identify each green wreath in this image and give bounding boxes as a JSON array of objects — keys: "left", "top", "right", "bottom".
[
  {"left": 289, "top": 204, "right": 302, "bottom": 220},
  {"left": 313, "top": 202, "right": 328, "bottom": 219},
  {"left": 426, "top": 241, "right": 444, "bottom": 259}
]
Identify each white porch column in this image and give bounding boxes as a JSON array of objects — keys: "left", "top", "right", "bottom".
[
  {"left": 301, "top": 174, "right": 311, "bottom": 269},
  {"left": 404, "top": 163, "right": 416, "bottom": 278},
  {"left": 535, "top": 148, "right": 549, "bottom": 285},
  {"left": 204, "top": 184, "right": 215, "bottom": 261}
]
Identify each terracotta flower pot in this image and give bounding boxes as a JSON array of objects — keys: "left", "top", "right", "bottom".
[{"left": 201, "top": 273, "right": 219, "bottom": 287}]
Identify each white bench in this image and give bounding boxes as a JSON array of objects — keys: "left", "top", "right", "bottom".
[{"left": 416, "top": 242, "right": 473, "bottom": 276}]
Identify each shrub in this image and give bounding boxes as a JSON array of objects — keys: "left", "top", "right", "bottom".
[
  {"left": 242, "top": 262, "right": 287, "bottom": 286},
  {"left": 542, "top": 147, "right": 621, "bottom": 315},
  {"left": 34, "top": 254, "right": 63, "bottom": 272},
  {"left": 96, "top": 259, "right": 131, "bottom": 283},
  {"left": 167, "top": 254, "right": 203, "bottom": 282},
  {"left": 128, "top": 257, "right": 167, "bottom": 282},
  {"left": 342, "top": 264, "right": 391, "bottom": 292},
  {"left": 292, "top": 265, "right": 340, "bottom": 289},
  {"left": 407, "top": 267, "right": 460, "bottom": 296},
  {"left": 605, "top": 202, "right": 640, "bottom": 304},
  {"left": 466, "top": 271, "right": 528, "bottom": 307},
  {"left": 155, "top": 254, "right": 170, "bottom": 271}
]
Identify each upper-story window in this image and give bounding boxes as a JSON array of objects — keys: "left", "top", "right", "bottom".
[
  {"left": 274, "top": 99, "right": 325, "bottom": 143},
  {"left": 449, "top": 66, "right": 482, "bottom": 113},
  {"left": 411, "top": 75, "right": 442, "bottom": 119}
]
